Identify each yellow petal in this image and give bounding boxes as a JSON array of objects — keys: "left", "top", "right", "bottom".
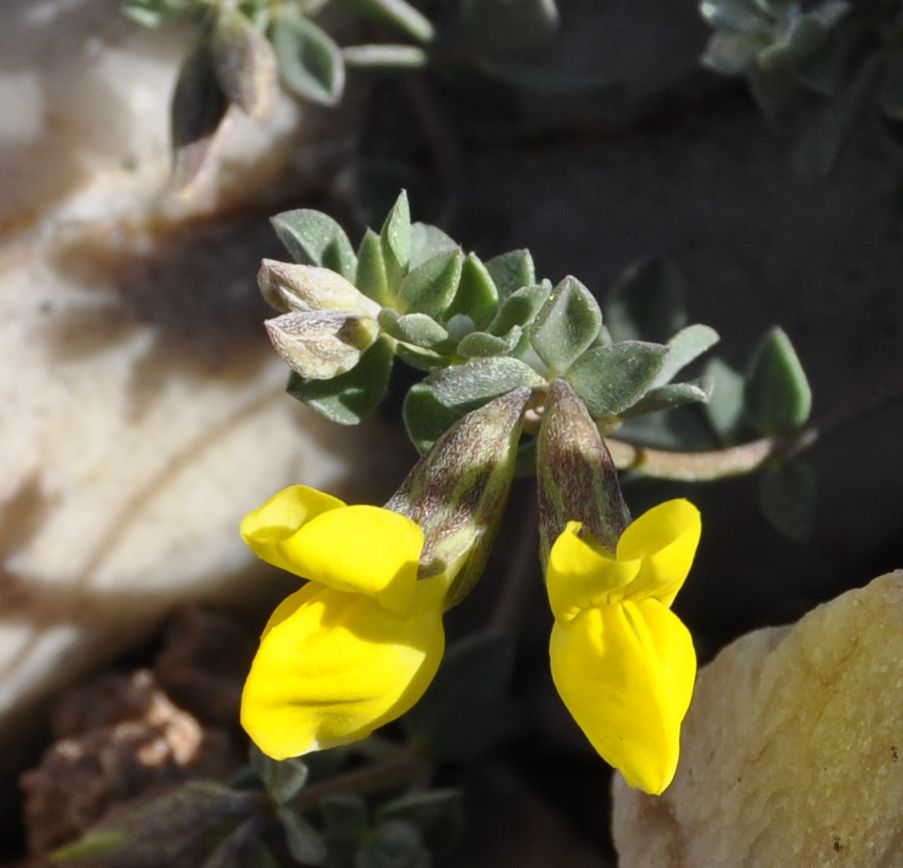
[
  {"left": 547, "top": 521, "right": 640, "bottom": 622},
  {"left": 241, "top": 485, "right": 345, "bottom": 575},
  {"left": 616, "top": 499, "right": 701, "bottom": 606},
  {"left": 241, "top": 579, "right": 445, "bottom": 760},
  {"left": 281, "top": 505, "right": 424, "bottom": 614},
  {"left": 549, "top": 598, "right": 696, "bottom": 795}
]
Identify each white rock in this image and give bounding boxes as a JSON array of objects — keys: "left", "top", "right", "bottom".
[{"left": 612, "top": 573, "right": 903, "bottom": 867}]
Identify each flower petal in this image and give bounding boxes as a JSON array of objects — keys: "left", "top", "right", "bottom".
[
  {"left": 281, "top": 505, "right": 424, "bottom": 614},
  {"left": 241, "top": 485, "right": 345, "bottom": 574},
  {"left": 241, "top": 580, "right": 445, "bottom": 759},
  {"left": 616, "top": 499, "right": 701, "bottom": 606},
  {"left": 549, "top": 598, "right": 696, "bottom": 795},
  {"left": 547, "top": 521, "right": 640, "bottom": 622}
]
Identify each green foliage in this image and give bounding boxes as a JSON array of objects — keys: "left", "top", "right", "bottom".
[
  {"left": 271, "top": 8, "right": 345, "bottom": 106},
  {"left": 271, "top": 210, "right": 358, "bottom": 280},
  {"left": 745, "top": 326, "right": 812, "bottom": 435},
  {"left": 249, "top": 747, "right": 309, "bottom": 805},
  {"left": 759, "top": 459, "right": 818, "bottom": 541},
  {"left": 529, "top": 276, "right": 603, "bottom": 374}
]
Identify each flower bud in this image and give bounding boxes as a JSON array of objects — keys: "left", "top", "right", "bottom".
[{"left": 258, "top": 260, "right": 381, "bottom": 316}]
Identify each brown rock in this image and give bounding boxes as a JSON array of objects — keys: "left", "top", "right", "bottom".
[{"left": 612, "top": 572, "right": 903, "bottom": 867}]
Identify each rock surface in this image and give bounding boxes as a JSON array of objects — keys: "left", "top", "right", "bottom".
[{"left": 612, "top": 572, "right": 903, "bottom": 867}]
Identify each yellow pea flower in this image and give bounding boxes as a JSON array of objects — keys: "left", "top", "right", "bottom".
[
  {"left": 547, "top": 498, "right": 701, "bottom": 795},
  {"left": 240, "top": 485, "right": 445, "bottom": 760}
]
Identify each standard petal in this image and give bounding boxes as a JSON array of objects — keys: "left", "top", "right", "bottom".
[
  {"left": 547, "top": 521, "right": 640, "bottom": 622},
  {"left": 241, "top": 580, "right": 445, "bottom": 760},
  {"left": 549, "top": 598, "right": 696, "bottom": 795},
  {"left": 281, "top": 505, "right": 424, "bottom": 614},
  {"left": 241, "top": 485, "right": 345, "bottom": 574},
  {"left": 616, "top": 499, "right": 701, "bottom": 606}
]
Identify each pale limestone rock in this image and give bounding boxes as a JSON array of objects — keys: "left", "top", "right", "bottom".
[
  {"left": 0, "top": 0, "right": 390, "bottom": 757},
  {"left": 612, "top": 573, "right": 903, "bottom": 867}
]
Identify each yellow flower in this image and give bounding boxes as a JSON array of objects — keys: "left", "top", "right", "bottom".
[
  {"left": 240, "top": 485, "right": 445, "bottom": 760},
  {"left": 547, "top": 499, "right": 701, "bottom": 795}
]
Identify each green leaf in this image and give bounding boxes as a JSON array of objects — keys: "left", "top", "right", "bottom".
[
  {"left": 394, "top": 343, "right": 453, "bottom": 372},
  {"left": 286, "top": 336, "right": 393, "bottom": 424},
  {"left": 358, "top": 820, "right": 423, "bottom": 868},
  {"left": 789, "top": 26, "right": 848, "bottom": 96},
  {"left": 701, "top": 31, "right": 762, "bottom": 76},
  {"left": 748, "top": 63, "right": 802, "bottom": 120},
  {"left": 203, "top": 819, "right": 280, "bottom": 868},
  {"left": 403, "top": 633, "right": 515, "bottom": 762},
  {"left": 792, "top": 55, "right": 880, "bottom": 178},
  {"left": 378, "top": 309, "right": 449, "bottom": 348},
  {"left": 170, "top": 37, "right": 230, "bottom": 192},
  {"left": 488, "top": 281, "right": 551, "bottom": 335},
  {"left": 485, "top": 249, "right": 535, "bottom": 299},
  {"left": 397, "top": 249, "right": 463, "bottom": 317},
  {"left": 566, "top": 341, "right": 669, "bottom": 418},
  {"left": 444, "top": 252, "right": 499, "bottom": 329},
  {"left": 356, "top": 229, "right": 390, "bottom": 304},
  {"left": 270, "top": 210, "right": 357, "bottom": 280},
  {"left": 403, "top": 384, "right": 469, "bottom": 454},
  {"left": 462, "top": 0, "right": 559, "bottom": 55},
  {"left": 529, "top": 275, "right": 602, "bottom": 374},
  {"left": 377, "top": 791, "right": 464, "bottom": 854},
  {"left": 123, "top": 0, "right": 188, "bottom": 28},
  {"left": 271, "top": 9, "right": 345, "bottom": 106},
  {"left": 409, "top": 223, "right": 459, "bottom": 270},
  {"left": 705, "top": 357, "right": 748, "bottom": 441},
  {"left": 620, "top": 380, "right": 711, "bottom": 417},
  {"left": 652, "top": 323, "right": 720, "bottom": 386},
  {"left": 604, "top": 257, "right": 688, "bottom": 342},
  {"left": 744, "top": 327, "right": 811, "bottom": 434},
  {"left": 759, "top": 460, "right": 817, "bottom": 541},
  {"left": 342, "top": 44, "right": 429, "bottom": 70},
  {"left": 699, "top": 0, "right": 770, "bottom": 36},
  {"left": 51, "top": 829, "right": 129, "bottom": 862},
  {"left": 212, "top": 9, "right": 278, "bottom": 120},
  {"left": 425, "top": 357, "right": 543, "bottom": 409},
  {"left": 456, "top": 326, "right": 522, "bottom": 358},
  {"left": 380, "top": 190, "right": 412, "bottom": 289},
  {"left": 278, "top": 807, "right": 328, "bottom": 865},
  {"left": 259, "top": 757, "right": 309, "bottom": 806},
  {"left": 333, "top": 0, "right": 435, "bottom": 44}
]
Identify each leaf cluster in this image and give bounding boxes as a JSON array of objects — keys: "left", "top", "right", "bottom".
[{"left": 700, "top": 0, "right": 903, "bottom": 176}]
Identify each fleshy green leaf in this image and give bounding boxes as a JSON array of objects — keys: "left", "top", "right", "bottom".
[
  {"left": 394, "top": 343, "right": 453, "bottom": 372},
  {"left": 488, "top": 281, "right": 551, "bottom": 335},
  {"left": 748, "top": 63, "right": 803, "bottom": 120},
  {"left": 278, "top": 808, "right": 327, "bottom": 864},
  {"left": 705, "top": 356, "right": 748, "bottom": 441},
  {"left": 652, "top": 323, "right": 720, "bottom": 387},
  {"left": 333, "top": 0, "right": 435, "bottom": 44},
  {"left": 170, "top": 37, "right": 229, "bottom": 192},
  {"left": 566, "top": 341, "right": 669, "bottom": 418},
  {"left": 445, "top": 252, "right": 499, "bottom": 329},
  {"left": 380, "top": 190, "right": 412, "bottom": 289},
  {"left": 397, "top": 249, "right": 463, "bottom": 318},
  {"left": 356, "top": 229, "right": 390, "bottom": 304},
  {"left": 212, "top": 9, "right": 278, "bottom": 120},
  {"left": 604, "top": 257, "right": 688, "bottom": 342},
  {"left": 701, "top": 31, "right": 762, "bottom": 76},
  {"left": 286, "top": 336, "right": 393, "bottom": 424},
  {"left": 249, "top": 749, "right": 309, "bottom": 805},
  {"left": 123, "top": 0, "right": 188, "bottom": 28},
  {"left": 409, "top": 223, "right": 459, "bottom": 270},
  {"left": 744, "top": 327, "right": 812, "bottom": 434},
  {"left": 699, "top": 0, "right": 770, "bottom": 36},
  {"left": 271, "top": 210, "right": 357, "bottom": 280},
  {"left": 358, "top": 820, "right": 423, "bottom": 868},
  {"left": 271, "top": 9, "right": 345, "bottom": 106},
  {"left": 425, "top": 357, "right": 543, "bottom": 409},
  {"left": 456, "top": 326, "right": 522, "bottom": 358},
  {"left": 484, "top": 249, "right": 535, "bottom": 299},
  {"left": 403, "top": 384, "right": 469, "bottom": 454},
  {"left": 342, "top": 44, "right": 429, "bottom": 70},
  {"left": 378, "top": 309, "right": 449, "bottom": 348},
  {"left": 759, "top": 459, "right": 817, "bottom": 541},
  {"left": 376, "top": 791, "right": 464, "bottom": 854},
  {"left": 462, "top": 0, "right": 559, "bottom": 55},
  {"left": 620, "top": 380, "right": 711, "bottom": 417},
  {"left": 529, "top": 275, "right": 602, "bottom": 374},
  {"left": 403, "top": 633, "right": 515, "bottom": 762}
]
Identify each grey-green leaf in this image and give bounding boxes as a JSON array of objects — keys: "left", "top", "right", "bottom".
[
  {"left": 488, "top": 281, "right": 551, "bottom": 335},
  {"left": 457, "top": 326, "right": 522, "bottom": 358},
  {"left": 409, "top": 222, "right": 459, "bottom": 270},
  {"left": 397, "top": 249, "right": 463, "bottom": 317},
  {"left": 286, "top": 336, "right": 393, "bottom": 424},
  {"left": 699, "top": 0, "right": 769, "bottom": 36},
  {"left": 342, "top": 43, "right": 429, "bottom": 70},
  {"left": 378, "top": 309, "right": 449, "bottom": 348},
  {"left": 358, "top": 820, "right": 423, "bottom": 868},
  {"left": 271, "top": 9, "right": 345, "bottom": 106},
  {"left": 744, "top": 326, "right": 811, "bottom": 434},
  {"left": 621, "top": 379, "right": 711, "bottom": 417},
  {"left": 484, "top": 249, "right": 535, "bottom": 299},
  {"left": 705, "top": 356, "right": 748, "bottom": 441},
  {"left": 529, "top": 275, "right": 602, "bottom": 374},
  {"left": 262, "top": 758, "right": 309, "bottom": 806},
  {"left": 759, "top": 460, "right": 817, "bottom": 541},
  {"left": 605, "top": 257, "right": 688, "bottom": 342},
  {"left": 270, "top": 210, "right": 357, "bottom": 280},
  {"left": 652, "top": 323, "right": 720, "bottom": 387},
  {"left": 333, "top": 0, "right": 435, "bottom": 43},
  {"left": 566, "top": 341, "right": 669, "bottom": 418},
  {"left": 376, "top": 791, "right": 464, "bottom": 854},
  {"left": 212, "top": 9, "right": 278, "bottom": 121},
  {"left": 445, "top": 253, "right": 499, "bottom": 329},
  {"left": 701, "top": 31, "right": 761, "bottom": 76},
  {"left": 426, "top": 357, "right": 543, "bottom": 410},
  {"left": 403, "top": 384, "right": 469, "bottom": 454},
  {"left": 380, "top": 190, "right": 411, "bottom": 288},
  {"left": 278, "top": 808, "right": 327, "bottom": 865},
  {"left": 356, "top": 228, "right": 390, "bottom": 304}
]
